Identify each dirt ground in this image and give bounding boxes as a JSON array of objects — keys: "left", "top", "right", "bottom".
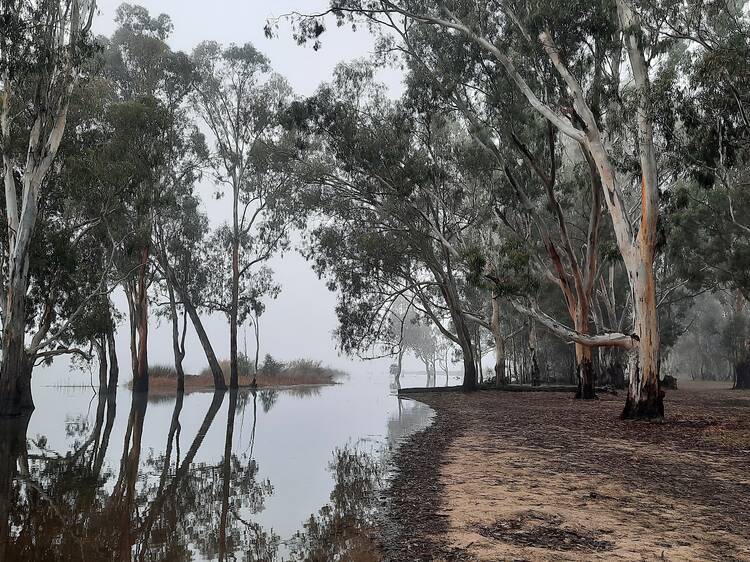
[{"left": 379, "top": 381, "right": 750, "bottom": 561}]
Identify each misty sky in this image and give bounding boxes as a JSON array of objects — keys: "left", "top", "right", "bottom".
[{"left": 39, "top": 1, "right": 442, "bottom": 384}]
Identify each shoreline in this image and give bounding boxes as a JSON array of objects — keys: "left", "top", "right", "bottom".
[{"left": 377, "top": 382, "right": 750, "bottom": 561}]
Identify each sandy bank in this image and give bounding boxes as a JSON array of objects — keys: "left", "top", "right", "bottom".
[{"left": 379, "top": 381, "right": 750, "bottom": 561}]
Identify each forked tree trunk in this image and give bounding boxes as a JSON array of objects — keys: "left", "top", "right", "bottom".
[
  {"left": 490, "top": 294, "right": 506, "bottom": 386},
  {"left": 166, "top": 277, "right": 186, "bottom": 392},
  {"left": 162, "top": 259, "right": 227, "bottom": 391}
]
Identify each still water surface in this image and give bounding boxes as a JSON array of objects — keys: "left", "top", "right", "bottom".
[{"left": 0, "top": 371, "right": 442, "bottom": 561}]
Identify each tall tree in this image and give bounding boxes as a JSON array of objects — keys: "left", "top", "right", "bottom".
[
  {"left": 0, "top": 0, "right": 98, "bottom": 414},
  {"left": 192, "top": 41, "right": 299, "bottom": 389}
]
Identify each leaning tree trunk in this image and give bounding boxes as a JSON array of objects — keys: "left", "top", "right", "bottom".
[
  {"left": 176, "top": 284, "right": 227, "bottom": 391},
  {"left": 440, "top": 274, "right": 477, "bottom": 390},
  {"left": 163, "top": 262, "right": 227, "bottom": 391},
  {"left": 456, "top": 323, "right": 477, "bottom": 391},
  {"left": 491, "top": 294, "right": 506, "bottom": 386}
]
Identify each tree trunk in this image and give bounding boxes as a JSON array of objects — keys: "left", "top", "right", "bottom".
[
  {"left": 0, "top": 272, "right": 34, "bottom": 415},
  {"left": 445, "top": 292, "right": 476, "bottom": 390},
  {"left": 396, "top": 345, "right": 404, "bottom": 383},
  {"left": 106, "top": 321, "right": 119, "bottom": 394},
  {"left": 230, "top": 180, "right": 240, "bottom": 390},
  {"left": 164, "top": 264, "right": 227, "bottom": 391},
  {"left": 476, "top": 328, "right": 483, "bottom": 384},
  {"left": 457, "top": 329, "right": 477, "bottom": 391},
  {"left": 91, "top": 336, "right": 108, "bottom": 395},
  {"left": 251, "top": 314, "right": 260, "bottom": 387},
  {"left": 125, "top": 282, "right": 138, "bottom": 382},
  {"left": 529, "top": 321, "right": 540, "bottom": 386},
  {"left": 734, "top": 359, "right": 750, "bottom": 389},
  {"left": 132, "top": 245, "right": 150, "bottom": 393},
  {"left": 572, "top": 298, "right": 597, "bottom": 399},
  {"left": 166, "top": 276, "right": 185, "bottom": 392},
  {"left": 622, "top": 259, "right": 663, "bottom": 420},
  {"left": 575, "top": 344, "right": 596, "bottom": 399},
  {"left": 490, "top": 295, "right": 506, "bottom": 387}
]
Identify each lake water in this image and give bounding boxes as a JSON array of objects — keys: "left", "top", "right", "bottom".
[{"left": 0, "top": 371, "right": 446, "bottom": 561}]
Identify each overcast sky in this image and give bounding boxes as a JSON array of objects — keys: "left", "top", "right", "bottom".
[{"left": 40, "top": 1, "right": 434, "bottom": 384}]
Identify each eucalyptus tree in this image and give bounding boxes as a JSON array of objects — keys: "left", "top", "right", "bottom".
[
  {"left": 192, "top": 41, "right": 300, "bottom": 389},
  {"left": 102, "top": 5, "right": 200, "bottom": 392},
  {"left": 294, "top": 64, "right": 493, "bottom": 389},
  {"left": 0, "top": 0, "right": 98, "bottom": 414},
  {"left": 288, "top": 0, "right": 683, "bottom": 419}
]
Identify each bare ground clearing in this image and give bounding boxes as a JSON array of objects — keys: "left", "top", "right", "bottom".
[{"left": 379, "top": 381, "right": 750, "bottom": 561}]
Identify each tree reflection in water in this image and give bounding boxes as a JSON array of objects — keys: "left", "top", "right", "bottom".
[
  {"left": 0, "top": 386, "right": 408, "bottom": 562},
  {"left": 288, "top": 444, "right": 385, "bottom": 562}
]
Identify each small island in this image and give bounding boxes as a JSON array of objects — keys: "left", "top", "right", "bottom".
[{"left": 130, "top": 355, "right": 346, "bottom": 395}]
